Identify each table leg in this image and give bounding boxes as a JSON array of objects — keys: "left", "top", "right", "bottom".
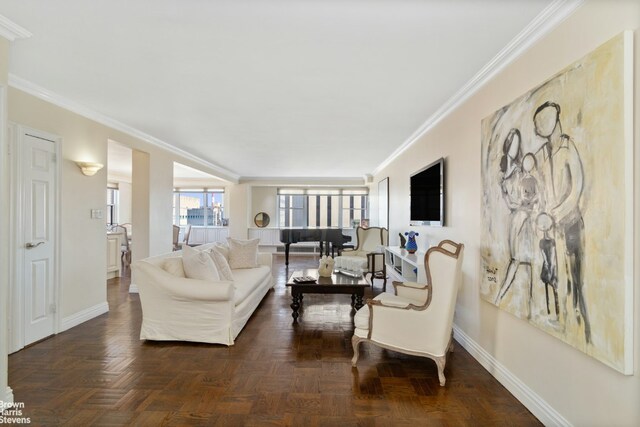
[
  {"left": 291, "top": 292, "right": 301, "bottom": 321},
  {"left": 350, "top": 294, "right": 356, "bottom": 308},
  {"left": 355, "top": 293, "right": 364, "bottom": 310}
]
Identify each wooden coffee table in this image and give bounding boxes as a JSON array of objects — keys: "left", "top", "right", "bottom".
[{"left": 286, "top": 268, "right": 369, "bottom": 321}]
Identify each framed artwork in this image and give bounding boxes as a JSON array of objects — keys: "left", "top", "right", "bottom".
[
  {"left": 480, "top": 32, "right": 633, "bottom": 374},
  {"left": 378, "top": 177, "right": 389, "bottom": 229}
]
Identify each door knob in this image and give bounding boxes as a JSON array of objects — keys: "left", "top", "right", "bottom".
[{"left": 26, "top": 242, "right": 44, "bottom": 249}]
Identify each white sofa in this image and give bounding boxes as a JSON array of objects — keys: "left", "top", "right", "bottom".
[{"left": 131, "top": 243, "right": 274, "bottom": 346}]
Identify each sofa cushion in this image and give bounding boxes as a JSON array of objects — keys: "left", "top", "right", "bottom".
[
  {"left": 227, "top": 238, "right": 259, "bottom": 269},
  {"left": 210, "top": 248, "right": 234, "bottom": 281},
  {"left": 182, "top": 245, "right": 220, "bottom": 281},
  {"left": 354, "top": 304, "right": 370, "bottom": 330},
  {"left": 231, "top": 266, "right": 271, "bottom": 305},
  {"left": 162, "top": 257, "right": 186, "bottom": 278}
]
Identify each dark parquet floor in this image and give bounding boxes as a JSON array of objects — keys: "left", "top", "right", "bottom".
[{"left": 8, "top": 255, "right": 541, "bottom": 426}]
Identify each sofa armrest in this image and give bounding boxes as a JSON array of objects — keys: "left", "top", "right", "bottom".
[{"left": 257, "top": 252, "right": 273, "bottom": 269}]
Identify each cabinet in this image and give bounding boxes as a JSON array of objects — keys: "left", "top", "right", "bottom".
[
  {"left": 384, "top": 246, "right": 426, "bottom": 283},
  {"left": 107, "top": 231, "right": 123, "bottom": 278},
  {"left": 248, "top": 228, "right": 282, "bottom": 246},
  {"left": 185, "top": 226, "right": 229, "bottom": 245}
]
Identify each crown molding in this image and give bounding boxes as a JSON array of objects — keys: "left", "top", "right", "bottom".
[
  {"left": 240, "top": 176, "right": 366, "bottom": 186},
  {"left": 0, "top": 15, "right": 33, "bottom": 42},
  {"left": 372, "top": 0, "right": 584, "bottom": 176},
  {"left": 0, "top": 15, "right": 31, "bottom": 41},
  {"left": 8, "top": 74, "right": 241, "bottom": 183},
  {"left": 107, "top": 172, "right": 132, "bottom": 184}
]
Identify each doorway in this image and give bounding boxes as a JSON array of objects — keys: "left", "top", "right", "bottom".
[{"left": 9, "top": 125, "right": 61, "bottom": 353}]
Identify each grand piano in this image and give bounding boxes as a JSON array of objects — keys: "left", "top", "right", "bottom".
[{"left": 280, "top": 228, "right": 352, "bottom": 266}]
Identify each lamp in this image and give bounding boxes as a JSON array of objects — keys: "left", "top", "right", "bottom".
[{"left": 76, "top": 161, "right": 104, "bottom": 176}]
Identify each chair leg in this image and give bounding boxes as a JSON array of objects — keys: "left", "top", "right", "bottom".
[
  {"left": 434, "top": 355, "right": 447, "bottom": 386},
  {"left": 351, "top": 336, "right": 364, "bottom": 366}
]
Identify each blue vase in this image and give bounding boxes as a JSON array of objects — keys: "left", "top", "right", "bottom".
[{"left": 404, "top": 231, "right": 419, "bottom": 253}]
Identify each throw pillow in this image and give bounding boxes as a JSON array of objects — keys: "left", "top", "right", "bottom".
[
  {"left": 163, "top": 257, "right": 186, "bottom": 278},
  {"left": 209, "top": 248, "right": 234, "bottom": 281},
  {"left": 182, "top": 245, "right": 220, "bottom": 281},
  {"left": 227, "top": 237, "right": 259, "bottom": 269},
  {"left": 212, "top": 242, "right": 230, "bottom": 261}
]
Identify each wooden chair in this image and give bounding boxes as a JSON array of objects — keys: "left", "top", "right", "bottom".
[
  {"left": 172, "top": 225, "right": 180, "bottom": 251},
  {"left": 352, "top": 240, "right": 464, "bottom": 386},
  {"left": 116, "top": 225, "right": 132, "bottom": 267},
  {"left": 175, "top": 224, "right": 192, "bottom": 250},
  {"left": 335, "top": 226, "right": 389, "bottom": 289}
]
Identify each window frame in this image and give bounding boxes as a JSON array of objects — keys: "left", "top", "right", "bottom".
[
  {"left": 277, "top": 188, "right": 368, "bottom": 228},
  {"left": 106, "top": 186, "right": 119, "bottom": 226},
  {"left": 173, "top": 188, "right": 225, "bottom": 227}
]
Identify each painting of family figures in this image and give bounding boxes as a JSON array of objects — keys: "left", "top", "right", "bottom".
[{"left": 480, "top": 33, "right": 632, "bottom": 374}]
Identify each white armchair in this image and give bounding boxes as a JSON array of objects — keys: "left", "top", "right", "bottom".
[
  {"left": 351, "top": 239, "right": 464, "bottom": 386},
  {"left": 335, "top": 226, "right": 389, "bottom": 289}
]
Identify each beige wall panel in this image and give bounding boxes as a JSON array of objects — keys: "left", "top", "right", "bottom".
[{"left": 372, "top": 1, "right": 639, "bottom": 425}]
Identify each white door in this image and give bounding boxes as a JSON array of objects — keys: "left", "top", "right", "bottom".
[{"left": 21, "top": 132, "right": 57, "bottom": 345}]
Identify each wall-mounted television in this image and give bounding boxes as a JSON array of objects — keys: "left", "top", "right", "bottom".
[{"left": 410, "top": 157, "right": 445, "bottom": 227}]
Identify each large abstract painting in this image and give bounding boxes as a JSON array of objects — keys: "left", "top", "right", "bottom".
[{"left": 480, "top": 32, "right": 633, "bottom": 373}]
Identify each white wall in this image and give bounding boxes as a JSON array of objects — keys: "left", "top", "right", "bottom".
[
  {"left": 228, "top": 183, "right": 249, "bottom": 239},
  {"left": 0, "top": 35, "right": 12, "bottom": 406},
  {"left": 148, "top": 150, "right": 174, "bottom": 256},
  {"left": 132, "top": 150, "right": 150, "bottom": 261},
  {"left": 371, "top": 2, "right": 639, "bottom": 425},
  {"left": 117, "top": 181, "right": 132, "bottom": 225},
  {"left": 251, "top": 186, "right": 278, "bottom": 227}
]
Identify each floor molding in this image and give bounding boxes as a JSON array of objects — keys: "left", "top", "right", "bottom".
[
  {"left": 60, "top": 302, "right": 109, "bottom": 332},
  {"left": 453, "top": 325, "right": 571, "bottom": 427},
  {"left": 3, "top": 386, "right": 13, "bottom": 407}
]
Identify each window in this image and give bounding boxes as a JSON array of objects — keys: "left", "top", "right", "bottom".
[
  {"left": 107, "top": 187, "right": 119, "bottom": 226},
  {"left": 277, "top": 188, "right": 368, "bottom": 228},
  {"left": 342, "top": 193, "right": 368, "bottom": 227},
  {"left": 173, "top": 189, "right": 225, "bottom": 226},
  {"left": 278, "top": 194, "right": 306, "bottom": 228}
]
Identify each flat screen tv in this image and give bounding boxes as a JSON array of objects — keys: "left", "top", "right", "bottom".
[{"left": 410, "top": 158, "right": 445, "bottom": 226}]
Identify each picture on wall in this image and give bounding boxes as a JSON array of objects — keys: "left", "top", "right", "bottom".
[{"left": 479, "top": 32, "right": 633, "bottom": 374}]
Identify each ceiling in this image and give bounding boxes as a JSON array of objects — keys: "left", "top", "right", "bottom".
[
  {"left": 3, "top": 0, "right": 558, "bottom": 181},
  {"left": 107, "top": 139, "right": 222, "bottom": 185}
]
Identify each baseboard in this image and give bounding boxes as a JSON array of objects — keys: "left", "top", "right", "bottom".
[
  {"left": 60, "top": 302, "right": 109, "bottom": 332},
  {"left": 3, "top": 386, "right": 13, "bottom": 407},
  {"left": 129, "top": 283, "right": 139, "bottom": 293},
  {"left": 452, "top": 324, "right": 571, "bottom": 427}
]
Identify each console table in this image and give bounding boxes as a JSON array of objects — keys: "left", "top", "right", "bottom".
[{"left": 384, "top": 246, "right": 427, "bottom": 283}]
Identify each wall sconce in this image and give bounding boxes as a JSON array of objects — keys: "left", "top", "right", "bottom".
[{"left": 76, "top": 161, "right": 104, "bottom": 176}]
